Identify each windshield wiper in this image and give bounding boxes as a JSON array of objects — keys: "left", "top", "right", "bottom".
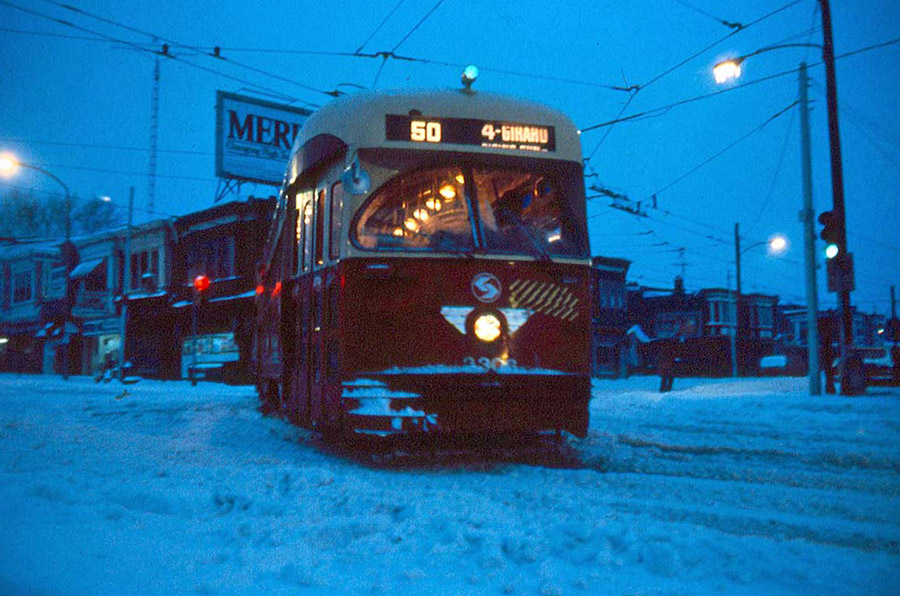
[{"left": 496, "top": 205, "right": 552, "bottom": 263}]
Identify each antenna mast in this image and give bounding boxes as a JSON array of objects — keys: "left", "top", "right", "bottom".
[{"left": 147, "top": 45, "right": 163, "bottom": 216}]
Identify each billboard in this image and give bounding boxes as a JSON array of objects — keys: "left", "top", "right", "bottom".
[{"left": 215, "top": 91, "right": 312, "bottom": 186}]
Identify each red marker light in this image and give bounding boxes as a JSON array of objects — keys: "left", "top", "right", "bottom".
[
  {"left": 256, "top": 284, "right": 265, "bottom": 295},
  {"left": 272, "top": 281, "right": 282, "bottom": 297},
  {"left": 193, "top": 275, "right": 210, "bottom": 293}
]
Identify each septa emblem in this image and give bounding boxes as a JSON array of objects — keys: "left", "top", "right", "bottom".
[{"left": 471, "top": 273, "right": 502, "bottom": 303}]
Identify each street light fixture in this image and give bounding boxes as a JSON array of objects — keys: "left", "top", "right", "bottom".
[
  {"left": 713, "top": 0, "right": 853, "bottom": 395},
  {"left": 0, "top": 152, "right": 73, "bottom": 242},
  {"left": 730, "top": 225, "right": 787, "bottom": 377},
  {"left": 0, "top": 151, "right": 77, "bottom": 380}
]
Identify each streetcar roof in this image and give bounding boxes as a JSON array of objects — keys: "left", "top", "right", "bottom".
[{"left": 286, "top": 89, "right": 583, "bottom": 184}]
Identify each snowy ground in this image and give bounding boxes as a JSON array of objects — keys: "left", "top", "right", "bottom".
[{"left": 0, "top": 373, "right": 898, "bottom": 596}]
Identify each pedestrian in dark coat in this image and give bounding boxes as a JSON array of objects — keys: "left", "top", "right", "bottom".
[{"left": 658, "top": 337, "right": 677, "bottom": 392}]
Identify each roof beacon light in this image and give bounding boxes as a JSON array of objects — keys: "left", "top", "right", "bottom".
[{"left": 461, "top": 64, "right": 479, "bottom": 90}]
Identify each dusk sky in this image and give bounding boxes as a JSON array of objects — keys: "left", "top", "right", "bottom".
[{"left": 1, "top": 0, "right": 898, "bottom": 315}]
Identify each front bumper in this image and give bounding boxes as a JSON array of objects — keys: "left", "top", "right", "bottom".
[{"left": 342, "top": 369, "right": 590, "bottom": 437}]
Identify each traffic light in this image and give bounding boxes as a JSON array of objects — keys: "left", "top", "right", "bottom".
[
  {"left": 817, "top": 210, "right": 843, "bottom": 259},
  {"left": 193, "top": 275, "right": 210, "bottom": 302},
  {"left": 825, "top": 253, "right": 855, "bottom": 293}
]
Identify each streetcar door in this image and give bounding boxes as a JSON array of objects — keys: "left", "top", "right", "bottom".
[{"left": 295, "top": 193, "right": 314, "bottom": 423}]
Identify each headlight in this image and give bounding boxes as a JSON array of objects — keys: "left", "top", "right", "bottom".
[{"left": 473, "top": 313, "right": 502, "bottom": 342}]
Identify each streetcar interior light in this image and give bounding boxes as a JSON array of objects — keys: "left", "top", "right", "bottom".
[
  {"left": 439, "top": 184, "right": 457, "bottom": 200},
  {"left": 425, "top": 197, "right": 442, "bottom": 211},
  {"left": 473, "top": 313, "right": 502, "bottom": 342},
  {"left": 455, "top": 174, "right": 465, "bottom": 184},
  {"left": 413, "top": 208, "right": 430, "bottom": 222},
  {"left": 393, "top": 227, "right": 404, "bottom": 237},
  {"left": 404, "top": 218, "right": 419, "bottom": 232}
]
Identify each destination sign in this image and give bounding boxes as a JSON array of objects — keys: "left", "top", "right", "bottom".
[{"left": 385, "top": 115, "right": 556, "bottom": 152}]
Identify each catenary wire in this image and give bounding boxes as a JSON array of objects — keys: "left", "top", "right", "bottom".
[
  {"left": 30, "top": 0, "right": 336, "bottom": 101},
  {"left": 390, "top": 0, "right": 446, "bottom": 53},
  {"left": 0, "top": 0, "right": 311, "bottom": 104},
  {"left": 356, "top": 0, "right": 407, "bottom": 53},
  {"left": 581, "top": 36, "right": 900, "bottom": 133}
]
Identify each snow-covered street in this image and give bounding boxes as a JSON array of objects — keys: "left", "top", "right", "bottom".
[{"left": 0, "top": 373, "right": 898, "bottom": 595}]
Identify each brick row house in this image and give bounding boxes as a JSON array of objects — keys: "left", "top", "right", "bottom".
[{"left": 0, "top": 197, "right": 274, "bottom": 381}]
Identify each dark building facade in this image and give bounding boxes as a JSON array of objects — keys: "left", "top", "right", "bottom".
[
  {"left": 625, "top": 277, "right": 779, "bottom": 377},
  {"left": 125, "top": 197, "right": 274, "bottom": 382},
  {"left": 590, "top": 256, "right": 630, "bottom": 377}
]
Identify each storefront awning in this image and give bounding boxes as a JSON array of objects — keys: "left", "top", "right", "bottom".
[{"left": 69, "top": 258, "right": 104, "bottom": 279}]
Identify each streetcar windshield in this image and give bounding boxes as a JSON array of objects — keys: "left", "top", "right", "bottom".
[
  {"left": 354, "top": 163, "right": 586, "bottom": 257},
  {"left": 355, "top": 167, "right": 474, "bottom": 252}
]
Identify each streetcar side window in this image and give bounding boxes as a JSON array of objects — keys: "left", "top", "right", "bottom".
[
  {"left": 303, "top": 200, "right": 314, "bottom": 273},
  {"left": 329, "top": 182, "right": 343, "bottom": 261},
  {"left": 296, "top": 198, "right": 305, "bottom": 275},
  {"left": 314, "top": 188, "right": 326, "bottom": 267}
]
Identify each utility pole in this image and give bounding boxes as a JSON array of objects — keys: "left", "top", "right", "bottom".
[
  {"left": 819, "top": 0, "right": 855, "bottom": 394},
  {"left": 733, "top": 223, "right": 742, "bottom": 376},
  {"left": 799, "top": 63, "right": 821, "bottom": 395},
  {"left": 728, "top": 268, "right": 738, "bottom": 378},
  {"left": 118, "top": 187, "right": 134, "bottom": 380},
  {"left": 148, "top": 53, "right": 160, "bottom": 216}
]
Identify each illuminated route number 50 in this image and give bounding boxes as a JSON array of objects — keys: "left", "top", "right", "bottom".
[{"left": 410, "top": 120, "right": 441, "bottom": 143}]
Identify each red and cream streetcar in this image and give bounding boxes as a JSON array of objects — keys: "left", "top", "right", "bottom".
[{"left": 255, "top": 77, "right": 592, "bottom": 440}]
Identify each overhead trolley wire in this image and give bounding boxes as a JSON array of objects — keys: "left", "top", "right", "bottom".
[
  {"left": 641, "top": 0, "right": 804, "bottom": 92},
  {"left": 32, "top": 0, "right": 337, "bottom": 101},
  {"left": 1, "top": 0, "right": 310, "bottom": 104},
  {"left": 665, "top": 0, "right": 744, "bottom": 30},
  {"left": 581, "top": 36, "right": 900, "bottom": 133},
  {"left": 745, "top": 104, "right": 797, "bottom": 235},
  {"left": 585, "top": 0, "right": 805, "bottom": 157},
  {"left": 647, "top": 101, "right": 799, "bottom": 202},
  {"left": 356, "top": 0, "right": 407, "bottom": 53},
  {"left": 391, "top": 0, "right": 446, "bottom": 53}
]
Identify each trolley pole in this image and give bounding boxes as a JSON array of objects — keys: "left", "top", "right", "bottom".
[{"left": 798, "top": 64, "right": 821, "bottom": 395}]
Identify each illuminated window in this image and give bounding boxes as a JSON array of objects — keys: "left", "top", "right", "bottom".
[
  {"left": 355, "top": 167, "right": 474, "bottom": 252},
  {"left": 353, "top": 163, "right": 587, "bottom": 258},
  {"left": 330, "top": 183, "right": 343, "bottom": 261},
  {"left": 315, "top": 189, "right": 326, "bottom": 267}
]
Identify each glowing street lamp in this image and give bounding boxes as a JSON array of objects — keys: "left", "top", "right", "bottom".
[
  {"left": 0, "top": 152, "right": 73, "bottom": 242},
  {"left": 713, "top": 59, "right": 742, "bottom": 84},
  {"left": 0, "top": 153, "right": 18, "bottom": 173},
  {"left": 730, "top": 224, "right": 788, "bottom": 376},
  {"left": 768, "top": 235, "right": 788, "bottom": 254}
]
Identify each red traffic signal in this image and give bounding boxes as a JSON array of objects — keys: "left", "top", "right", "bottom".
[{"left": 193, "top": 275, "right": 210, "bottom": 293}]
